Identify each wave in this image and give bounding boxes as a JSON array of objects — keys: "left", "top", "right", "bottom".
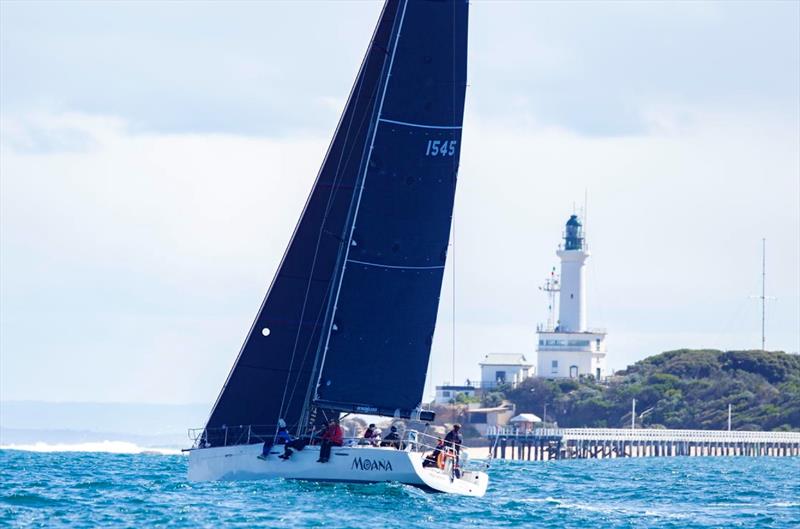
[
  {"left": 0, "top": 440, "right": 184, "bottom": 455},
  {"left": 769, "top": 501, "right": 800, "bottom": 508}
]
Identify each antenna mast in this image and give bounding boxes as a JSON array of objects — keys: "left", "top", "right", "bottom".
[
  {"left": 761, "top": 238, "right": 766, "bottom": 351},
  {"left": 751, "top": 238, "right": 775, "bottom": 351},
  {"left": 539, "top": 267, "right": 561, "bottom": 331}
]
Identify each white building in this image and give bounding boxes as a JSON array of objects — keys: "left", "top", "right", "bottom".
[
  {"left": 433, "top": 384, "right": 477, "bottom": 405},
  {"left": 479, "top": 353, "right": 534, "bottom": 389},
  {"left": 464, "top": 403, "right": 515, "bottom": 436},
  {"left": 536, "top": 214, "right": 608, "bottom": 380}
]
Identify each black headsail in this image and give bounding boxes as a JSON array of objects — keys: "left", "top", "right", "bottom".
[
  {"left": 203, "top": 0, "right": 468, "bottom": 446},
  {"left": 203, "top": 1, "right": 404, "bottom": 445},
  {"left": 313, "top": 0, "right": 468, "bottom": 420}
]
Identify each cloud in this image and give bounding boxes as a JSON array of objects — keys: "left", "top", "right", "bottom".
[
  {"left": 467, "top": 1, "right": 799, "bottom": 136},
  {"left": 424, "top": 104, "right": 799, "bottom": 394},
  {"left": 0, "top": 1, "right": 382, "bottom": 136},
  {"left": 5, "top": 103, "right": 796, "bottom": 404},
  {"left": 1, "top": 1, "right": 798, "bottom": 404},
  {"left": 1, "top": 111, "right": 328, "bottom": 402}
]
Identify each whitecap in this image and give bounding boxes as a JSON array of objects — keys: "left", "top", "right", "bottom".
[
  {"left": 0, "top": 440, "right": 184, "bottom": 455},
  {"left": 519, "top": 496, "right": 562, "bottom": 505}
]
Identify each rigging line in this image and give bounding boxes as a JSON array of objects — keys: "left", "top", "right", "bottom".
[
  {"left": 208, "top": 2, "right": 392, "bottom": 431},
  {"left": 291, "top": 58, "right": 396, "bottom": 434},
  {"left": 282, "top": 92, "right": 384, "bottom": 414},
  {"left": 276, "top": 8, "right": 387, "bottom": 423},
  {"left": 289, "top": 25, "right": 400, "bottom": 428},
  {"left": 276, "top": 86, "right": 362, "bottom": 422},
  {"left": 309, "top": 0, "right": 410, "bottom": 413},
  {"left": 282, "top": 279, "right": 334, "bottom": 414},
  {"left": 451, "top": 0, "right": 457, "bottom": 421}
]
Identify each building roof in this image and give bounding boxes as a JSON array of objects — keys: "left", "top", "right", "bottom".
[
  {"left": 465, "top": 405, "right": 513, "bottom": 414},
  {"left": 479, "top": 353, "right": 532, "bottom": 366},
  {"left": 510, "top": 413, "right": 542, "bottom": 423}
]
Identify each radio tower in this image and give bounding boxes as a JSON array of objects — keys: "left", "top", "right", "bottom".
[
  {"left": 752, "top": 238, "right": 776, "bottom": 351},
  {"left": 538, "top": 267, "right": 560, "bottom": 331}
]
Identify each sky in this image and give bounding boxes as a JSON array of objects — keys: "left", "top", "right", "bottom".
[{"left": 1, "top": 1, "right": 798, "bottom": 407}]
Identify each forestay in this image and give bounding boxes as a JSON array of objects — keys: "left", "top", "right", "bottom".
[
  {"left": 314, "top": 0, "right": 468, "bottom": 419},
  {"left": 203, "top": 1, "right": 404, "bottom": 442},
  {"left": 203, "top": 0, "right": 468, "bottom": 445}
]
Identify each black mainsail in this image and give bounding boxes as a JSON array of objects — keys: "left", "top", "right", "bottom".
[{"left": 204, "top": 0, "right": 468, "bottom": 445}]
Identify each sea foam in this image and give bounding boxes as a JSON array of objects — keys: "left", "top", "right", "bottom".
[{"left": 0, "top": 440, "right": 183, "bottom": 455}]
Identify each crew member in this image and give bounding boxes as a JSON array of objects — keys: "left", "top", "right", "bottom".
[
  {"left": 423, "top": 438, "right": 445, "bottom": 468},
  {"left": 258, "top": 419, "right": 292, "bottom": 460},
  {"left": 444, "top": 424, "right": 463, "bottom": 456},
  {"left": 317, "top": 419, "right": 344, "bottom": 463},
  {"left": 380, "top": 425, "right": 401, "bottom": 449},
  {"left": 362, "top": 424, "right": 377, "bottom": 445}
]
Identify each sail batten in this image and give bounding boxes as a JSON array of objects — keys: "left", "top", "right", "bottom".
[{"left": 378, "top": 118, "right": 463, "bottom": 130}]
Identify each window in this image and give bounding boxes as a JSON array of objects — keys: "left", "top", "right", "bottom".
[
  {"left": 469, "top": 412, "right": 487, "bottom": 424},
  {"left": 569, "top": 365, "right": 578, "bottom": 378},
  {"left": 567, "top": 340, "right": 590, "bottom": 347},
  {"left": 551, "top": 360, "right": 558, "bottom": 368},
  {"left": 596, "top": 368, "right": 601, "bottom": 380},
  {"left": 596, "top": 338, "right": 601, "bottom": 350},
  {"left": 495, "top": 371, "right": 506, "bottom": 383},
  {"left": 442, "top": 391, "right": 450, "bottom": 397}
]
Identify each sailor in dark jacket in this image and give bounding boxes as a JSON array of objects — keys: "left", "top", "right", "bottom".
[
  {"left": 380, "top": 425, "right": 401, "bottom": 448},
  {"left": 361, "top": 424, "right": 377, "bottom": 445},
  {"left": 444, "top": 423, "right": 463, "bottom": 455}
]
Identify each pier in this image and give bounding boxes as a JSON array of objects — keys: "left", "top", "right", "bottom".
[{"left": 486, "top": 427, "right": 800, "bottom": 461}]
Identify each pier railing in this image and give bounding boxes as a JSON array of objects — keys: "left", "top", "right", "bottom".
[
  {"left": 488, "top": 426, "right": 800, "bottom": 444},
  {"left": 485, "top": 426, "right": 800, "bottom": 460}
]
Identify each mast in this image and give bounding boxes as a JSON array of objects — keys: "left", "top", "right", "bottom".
[
  {"left": 298, "top": 0, "right": 408, "bottom": 433},
  {"left": 761, "top": 238, "right": 766, "bottom": 352},
  {"left": 751, "top": 238, "right": 775, "bottom": 352},
  {"left": 538, "top": 267, "right": 560, "bottom": 331},
  {"left": 203, "top": 1, "right": 407, "bottom": 444},
  {"left": 311, "top": 0, "right": 468, "bottom": 421}
]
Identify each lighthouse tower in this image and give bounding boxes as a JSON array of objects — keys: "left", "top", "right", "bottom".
[
  {"left": 536, "top": 214, "right": 608, "bottom": 380},
  {"left": 558, "top": 215, "right": 588, "bottom": 332}
]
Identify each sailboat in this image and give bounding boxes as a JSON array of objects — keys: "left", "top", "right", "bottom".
[{"left": 186, "top": 0, "right": 488, "bottom": 497}]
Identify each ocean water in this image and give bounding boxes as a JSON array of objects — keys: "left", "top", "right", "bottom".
[{"left": 1, "top": 449, "right": 798, "bottom": 529}]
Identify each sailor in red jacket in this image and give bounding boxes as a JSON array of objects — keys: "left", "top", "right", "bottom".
[{"left": 317, "top": 419, "right": 344, "bottom": 463}]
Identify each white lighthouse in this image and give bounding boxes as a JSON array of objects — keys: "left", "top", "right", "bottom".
[{"left": 536, "top": 214, "right": 608, "bottom": 380}]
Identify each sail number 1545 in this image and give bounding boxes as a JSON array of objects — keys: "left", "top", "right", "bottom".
[{"left": 425, "top": 140, "right": 457, "bottom": 157}]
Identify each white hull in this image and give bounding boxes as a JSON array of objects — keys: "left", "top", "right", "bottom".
[{"left": 187, "top": 443, "right": 488, "bottom": 497}]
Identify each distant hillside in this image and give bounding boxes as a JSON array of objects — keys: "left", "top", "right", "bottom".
[
  {"left": 504, "top": 350, "right": 800, "bottom": 431},
  {"left": 0, "top": 401, "right": 209, "bottom": 447}
]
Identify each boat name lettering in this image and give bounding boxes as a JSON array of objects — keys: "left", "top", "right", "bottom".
[
  {"left": 425, "top": 139, "right": 457, "bottom": 157},
  {"left": 355, "top": 406, "right": 378, "bottom": 413},
  {"left": 351, "top": 457, "right": 393, "bottom": 472}
]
